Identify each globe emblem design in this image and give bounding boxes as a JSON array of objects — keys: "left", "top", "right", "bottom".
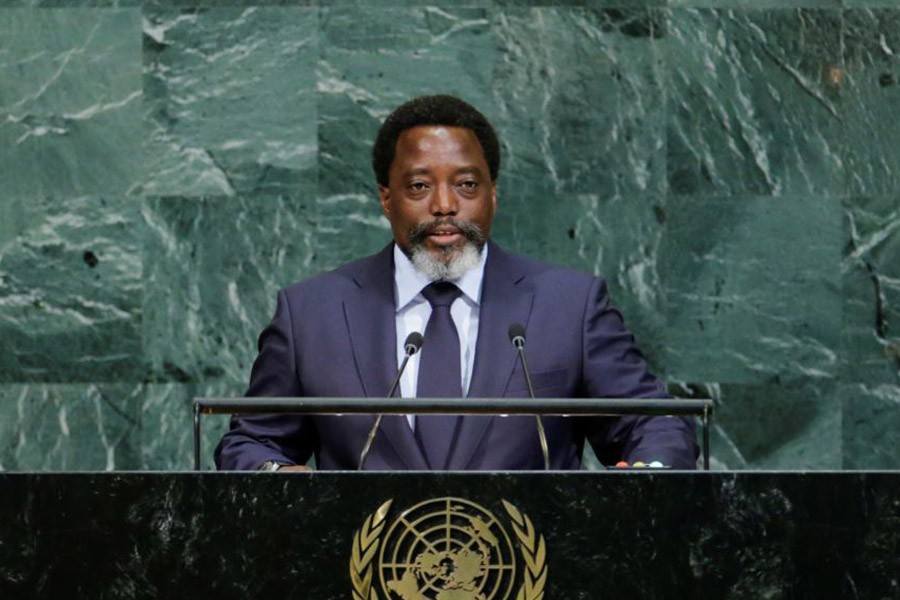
[{"left": 378, "top": 498, "right": 518, "bottom": 600}]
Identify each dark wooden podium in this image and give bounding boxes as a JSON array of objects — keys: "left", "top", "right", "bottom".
[{"left": 2, "top": 471, "right": 900, "bottom": 599}]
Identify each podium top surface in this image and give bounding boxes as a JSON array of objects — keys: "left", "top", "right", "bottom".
[{"left": 194, "top": 396, "right": 713, "bottom": 416}]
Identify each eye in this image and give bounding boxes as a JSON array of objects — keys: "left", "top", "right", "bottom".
[
  {"left": 459, "top": 180, "right": 478, "bottom": 190},
  {"left": 409, "top": 181, "right": 429, "bottom": 192}
]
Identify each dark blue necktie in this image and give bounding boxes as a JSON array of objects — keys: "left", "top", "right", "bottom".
[{"left": 415, "top": 281, "right": 463, "bottom": 469}]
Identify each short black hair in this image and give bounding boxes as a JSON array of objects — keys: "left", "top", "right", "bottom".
[{"left": 372, "top": 95, "right": 500, "bottom": 187}]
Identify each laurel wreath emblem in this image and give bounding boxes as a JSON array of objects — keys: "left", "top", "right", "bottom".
[
  {"left": 502, "top": 500, "right": 547, "bottom": 600},
  {"left": 350, "top": 498, "right": 546, "bottom": 600},
  {"left": 350, "top": 499, "right": 392, "bottom": 600}
]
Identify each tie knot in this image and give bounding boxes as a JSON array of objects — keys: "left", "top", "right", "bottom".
[{"left": 421, "top": 281, "right": 462, "bottom": 308}]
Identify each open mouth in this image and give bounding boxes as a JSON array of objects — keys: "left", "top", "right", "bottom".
[
  {"left": 408, "top": 218, "right": 484, "bottom": 250},
  {"left": 427, "top": 226, "right": 463, "bottom": 244}
]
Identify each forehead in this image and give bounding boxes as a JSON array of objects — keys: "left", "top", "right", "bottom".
[{"left": 392, "top": 126, "right": 488, "bottom": 170}]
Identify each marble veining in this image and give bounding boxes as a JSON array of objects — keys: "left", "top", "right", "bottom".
[{"left": 0, "top": 4, "right": 898, "bottom": 471}]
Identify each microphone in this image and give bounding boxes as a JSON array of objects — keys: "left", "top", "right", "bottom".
[
  {"left": 508, "top": 324, "right": 550, "bottom": 470},
  {"left": 358, "top": 332, "right": 423, "bottom": 470}
]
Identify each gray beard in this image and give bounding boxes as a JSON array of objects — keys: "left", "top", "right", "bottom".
[
  {"left": 410, "top": 241, "right": 482, "bottom": 282},
  {"left": 406, "top": 218, "right": 485, "bottom": 281}
]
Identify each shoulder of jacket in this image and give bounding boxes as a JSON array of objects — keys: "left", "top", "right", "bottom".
[{"left": 280, "top": 250, "right": 386, "bottom": 299}]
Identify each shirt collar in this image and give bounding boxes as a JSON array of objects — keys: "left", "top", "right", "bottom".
[{"left": 393, "top": 243, "right": 488, "bottom": 312}]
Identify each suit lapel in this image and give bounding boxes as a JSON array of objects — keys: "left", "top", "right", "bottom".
[
  {"left": 342, "top": 245, "right": 429, "bottom": 470},
  {"left": 447, "top": 243, "right": 535, "bottom": 470}
]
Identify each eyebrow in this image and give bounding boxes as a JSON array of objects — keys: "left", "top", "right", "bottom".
[
  {"left": 455, "top": 167, "right": 483, "bottom": 176},
  {"left": 403, "top": 166, "right": 485, "bottom": 177}
]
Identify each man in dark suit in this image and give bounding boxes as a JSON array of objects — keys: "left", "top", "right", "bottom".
[{"left": 215, "top": 95, "right": 697, "bottom": 472}]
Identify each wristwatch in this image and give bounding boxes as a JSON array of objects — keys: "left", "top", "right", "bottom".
[{"left": 258, "top": 460, "right": 286, "bottom": 472}]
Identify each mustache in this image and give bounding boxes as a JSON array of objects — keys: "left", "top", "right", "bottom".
[{"left": 407, "top": 218, "right": 485, "bottom": 247}]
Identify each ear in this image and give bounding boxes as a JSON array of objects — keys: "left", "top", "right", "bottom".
[
  {"left": 490, "top": 181, "right": 498, "bottom": 214},
  {"left": 378, "top": 185, "right": 391, "bottom": 217}
]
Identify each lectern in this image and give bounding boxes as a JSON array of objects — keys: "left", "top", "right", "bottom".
[
  {"left": 3, "top": 472, "right": 900, "bottom": 597},
  {"left": 6, "top": 399, "right": 899, "bottom": 597}
]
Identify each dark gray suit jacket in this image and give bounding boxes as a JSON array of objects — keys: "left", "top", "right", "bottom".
[{"left": 214, "top": 243, "right": 698, "bottom": 470}]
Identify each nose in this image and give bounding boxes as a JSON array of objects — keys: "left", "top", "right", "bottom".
[{"left": 430, "top": 183, "right": 458, "bottom": 216}]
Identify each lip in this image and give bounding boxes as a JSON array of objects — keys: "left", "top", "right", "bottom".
[
  {"left": 429, "top": 224, "right": 461, "bottom": 235},
  {"left": 426, "top": 230, "right": 463, "bottom": 245}
]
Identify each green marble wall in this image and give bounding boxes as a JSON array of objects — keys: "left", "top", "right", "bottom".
[{"left": 0, "top": 2, "right": 897, "bottom": 471}]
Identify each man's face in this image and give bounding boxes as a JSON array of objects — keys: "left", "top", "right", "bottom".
[{"left": 379, "top": 125, "right": 497, "bottom": 264}]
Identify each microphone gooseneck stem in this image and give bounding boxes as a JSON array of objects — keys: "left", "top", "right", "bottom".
[
  {"left": 358, "top": 417, "right": 385, "bottom": 471},
  {"left": 358, "top": 345, "right": 416, "bottom": 470},
  {"left": 514, "top": 339, "right": 550, "bottom": 471}
]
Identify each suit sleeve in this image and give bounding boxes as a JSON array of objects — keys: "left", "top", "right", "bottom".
[
  {"left": 214, "top": 289, "right": 318, "bottom": 470},
  {"left": 579, "top": 277, "right": 699, "bottom": 469}
]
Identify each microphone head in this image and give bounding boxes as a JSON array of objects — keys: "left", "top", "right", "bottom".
[
  {"left": 508, "top": 323, "right": 526, "bottom": 348},
  {"left": 404, "top": 331, "right": 424, "bottom": 354}
]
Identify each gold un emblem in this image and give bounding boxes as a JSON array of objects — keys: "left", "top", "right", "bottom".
[{"left": 350, "top": 497, "right": 547, "bottom": 600}]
